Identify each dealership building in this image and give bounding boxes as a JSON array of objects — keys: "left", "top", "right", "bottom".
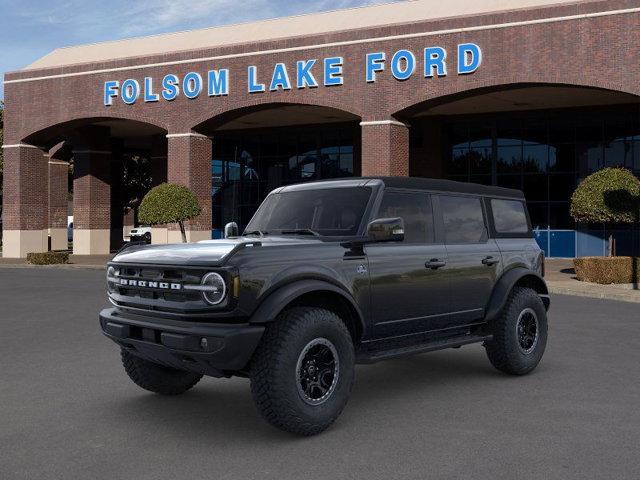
[{"left": 3, "top": 0, "right": 640, "bottom": 257}]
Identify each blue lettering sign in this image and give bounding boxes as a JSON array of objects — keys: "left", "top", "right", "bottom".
[
  {"left": 270, "top": 63, "right": 292, "bottom": 91},
  {"left": 208, "top": 69, "right": 229, "bottom": 96},
  {"left": 121, "top": 79, "right": 140, "bottom": 104},
  {"left": 391, "top": 50, "right": 415, "bottom": 81},
  {"left": 458, "top": 43, "right": 482, "bottom": 74},
  {"left": 104, "top": 80, "right": 119, "bottom": 106},
  {"left": 144, "top": 77, "right": 159, "bottom": 102},
  {"left": 366, "top": 52, "right": 385, "bottom": 83},
  {"left": 248, "top": 66, "right": 265, "bottom": 93},
  {"left": 296, "top": 60, "right": 318, "bottom": 89},
  {"left": 424, "top": 47, "right": 447, "bottom": 77},
  {"left": 183, "top": 72, "right": 203, "bottom": 99},
  {"left": 324, "top": 57, "right": 343, "bottom": 86},
  {"left": 161, "top": 74, "right": 179, "bottom": 101}
]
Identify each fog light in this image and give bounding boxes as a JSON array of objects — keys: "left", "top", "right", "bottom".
[{"left": 201, "top": 272, "right": 227, "bottom": 305}]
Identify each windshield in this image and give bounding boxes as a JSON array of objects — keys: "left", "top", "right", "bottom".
[{"left": 245, "top": 186, "right": 372, "bottom": 237}]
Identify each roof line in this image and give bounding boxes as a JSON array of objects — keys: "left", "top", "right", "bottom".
[
  {"left": 44, "top": 0, "right": 409, "bottom": 54},
  {"left": 4, "top": 6, "right": 639, "bottom": 85}
]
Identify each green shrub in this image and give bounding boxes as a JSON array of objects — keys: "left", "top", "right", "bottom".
[
  {"left": 27, "top": 251, "right": 70, "bottom": 265},
  {"left": 574, "top": 256, "right": 640, "bottom": 284},
  {"left": 570, "top": 168, "right": 640, "bottom": 224},
  {"left": 138, "top": 183, "right": 202, "bottom": 242}
]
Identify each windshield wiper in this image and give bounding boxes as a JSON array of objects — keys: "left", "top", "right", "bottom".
[
  {"left": 278, "top": 228, "right": 320, "bottom": 237},
  {"left": 243, "top": 230, "right": 268, "bottom": 237}
]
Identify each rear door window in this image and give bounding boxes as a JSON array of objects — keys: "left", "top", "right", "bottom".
[
  {"left": 491, "top": 199, "right": 530, "bottom": 234},
  {"left": 377, "top": 191, "right": 434, "bottom": 243},
  {"left": 440, "top": 195, "right": 487, "bottom": 244}
]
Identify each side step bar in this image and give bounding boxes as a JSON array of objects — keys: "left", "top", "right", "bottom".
[{"left": 357, "top": 334, "right": 492, "bottom": 364}]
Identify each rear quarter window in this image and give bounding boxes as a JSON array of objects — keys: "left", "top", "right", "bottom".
[{"left": 491, "top": 199, "right": 530, "bottom": 234}]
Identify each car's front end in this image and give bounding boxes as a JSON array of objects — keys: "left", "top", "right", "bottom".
[{"left": 100, "top": 242, "right": 266, "bottom": 377}]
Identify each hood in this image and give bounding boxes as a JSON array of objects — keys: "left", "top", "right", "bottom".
[{"left": 112, "top": 236, "right": 323, "bottom": 266}]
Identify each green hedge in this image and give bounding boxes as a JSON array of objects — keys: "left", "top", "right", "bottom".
[
  {"left": 574, "top": 256, "right": 640, "bottom": 284},
  {"left": 27, "top": 251, "right": 70, "bottom": 265}
]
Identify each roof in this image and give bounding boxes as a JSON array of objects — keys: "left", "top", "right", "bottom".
[
  {"left": 279, "top": 177, "right": 525, "bottom": 198},
  {"left": 25, "top": 0, "right": 586, "bottom": 70},
  {"left": 374, "top": 177, "right": 524, "bottom": 198}
]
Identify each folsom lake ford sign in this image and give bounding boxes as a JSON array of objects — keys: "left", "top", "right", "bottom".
[{"left": 103, "top": 43, "right": 482, "bottom": 106}]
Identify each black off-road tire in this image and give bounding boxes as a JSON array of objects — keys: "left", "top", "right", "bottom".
[
  {"left": 121, "top": 349, "right": 203, "bottom": 395},
  {"left": 250, "top": 307, "right": 355, "bottom": 436},
  {"left": 485, "top": 287, "right": 548, "bottom": 375}
]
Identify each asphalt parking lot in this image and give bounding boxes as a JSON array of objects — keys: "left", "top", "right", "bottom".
[{"left": 1, "top": 268, "right": 639, "bottom": 480}]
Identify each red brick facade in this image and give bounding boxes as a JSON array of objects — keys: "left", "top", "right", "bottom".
[{"left": 2, "top": 0, "right": 640, "bottom": 256}]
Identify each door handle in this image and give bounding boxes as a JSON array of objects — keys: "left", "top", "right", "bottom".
[
  {"left": 426, "top": 259, "right": 446, "bottom": 269},
  {"left": 482, "top": 256, "right": 499, "bottom": 266}
]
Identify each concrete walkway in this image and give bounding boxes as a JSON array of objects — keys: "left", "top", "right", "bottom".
[{"left": 545, "top": 259, "right": 640, "bottom": 303}]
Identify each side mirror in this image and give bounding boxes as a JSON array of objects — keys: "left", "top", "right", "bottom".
[
  {"left": 224, "top": 222, "right": 239, "bottom": 238},
  {"left": 367, "top": 217, "right": 405, "bottom": 243}
]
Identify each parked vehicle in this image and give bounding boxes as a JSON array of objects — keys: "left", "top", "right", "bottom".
[
  {"left": 128, "top": 226, "right": 152, "bottom": 243},
  {"left": 100, "top": 177, "right": 549, "bottom": 435},
  {"left": 67, "top": 216, "right": 73, "bottom": 242}
]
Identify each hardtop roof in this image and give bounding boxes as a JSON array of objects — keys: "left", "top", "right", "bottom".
[{"left": 278, "top": 177, "right": 525, "bottom": 199}]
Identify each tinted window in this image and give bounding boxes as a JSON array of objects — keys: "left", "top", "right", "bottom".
[
  {"left": 377, "top": 191, "right": 434, "bottom": 243},
  {"left": 492, "top": 199, "right": 530, "bottom": 233},
  {"left": 245, "top": 187, "right": 371, "bottom": 236},
  {"left": 440, "top": 195, "right": 486, "bottom": 244}
]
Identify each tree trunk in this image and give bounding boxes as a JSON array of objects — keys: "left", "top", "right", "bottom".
[
  {"left": 178, "top": 221, "right": 187, "bottom": 243},
  {"left": 608, "top": 233, "right": 614, "bottom": 257}
]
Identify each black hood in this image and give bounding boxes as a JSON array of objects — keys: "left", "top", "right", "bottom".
[{"left": 111, "top": 236, "right": 323, "bottom": 266}]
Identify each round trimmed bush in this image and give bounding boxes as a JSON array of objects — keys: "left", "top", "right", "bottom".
[
  {"left": 138, "top": 183, "right": 202, "bottom": 243},
  {"left": 570, "top": 168, "right": 640, "bottom": 224}
]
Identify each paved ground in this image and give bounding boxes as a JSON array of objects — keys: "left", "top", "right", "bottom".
[{"left": 1, "top": 268, "right": 639, "bottom": 480}]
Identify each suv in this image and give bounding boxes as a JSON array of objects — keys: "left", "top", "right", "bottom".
[{"left": 100, "top": 177, "right": 549, "bottom": 435}]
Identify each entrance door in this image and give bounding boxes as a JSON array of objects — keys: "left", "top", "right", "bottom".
[
  {"left": 366, "top": 190, "right": 450, "bottom": 338},
  {"left": 436, "top": 195, "right": 501, "bottom": 326}
]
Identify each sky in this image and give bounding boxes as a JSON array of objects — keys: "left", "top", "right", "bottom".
[{"left": 0, "top": 0, "right": 401, "bottom": 100}]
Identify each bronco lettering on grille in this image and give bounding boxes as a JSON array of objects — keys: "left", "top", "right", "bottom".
[{"left": 118, "top": 278, "right": 182, "bottom": 290}]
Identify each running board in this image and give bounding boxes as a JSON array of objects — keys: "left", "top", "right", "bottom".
[{"left": 357, "top": 334, "right": 492, "bottom": 364}]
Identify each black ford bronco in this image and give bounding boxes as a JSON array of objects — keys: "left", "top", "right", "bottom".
[{"left": 100, "top": 177, "right": 549, "bottom": 435}]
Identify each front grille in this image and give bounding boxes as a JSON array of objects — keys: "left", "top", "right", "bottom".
[{"left": 108, "top": 265, "right": 211, "bottom": 314}]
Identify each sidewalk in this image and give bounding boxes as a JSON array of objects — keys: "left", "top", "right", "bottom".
[
  {"left": 545, "top": 259, "right": 640, "bottom": 303},
  {"left": 0, "top": 254, "right": 112, "bottom": 270}
]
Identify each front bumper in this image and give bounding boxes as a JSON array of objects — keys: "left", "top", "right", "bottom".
[{"left": 99, "top": 308, "right": 264, "bottom": 377}]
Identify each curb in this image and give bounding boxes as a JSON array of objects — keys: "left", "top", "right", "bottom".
[{"left": 547, "top": 284, "right": 640, "bottom": 304}]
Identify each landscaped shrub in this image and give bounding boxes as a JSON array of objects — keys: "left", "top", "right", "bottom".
[
  {"left": 27, "top": 251, "right": 70, "bottom": 265},
  {"left": 570, "top": 168, "right": 640, "bottom": 256},
  {"left": 573, "top": 256, "right": 640, "bottom": 284},
  {"left": 138, "top": 183, "right": 201, "bottom": 243}
]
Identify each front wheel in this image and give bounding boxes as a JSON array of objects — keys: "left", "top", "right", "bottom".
[
  {"left": 485, "top": 287, "right": 548, "bottom": 375},
  {"left": 250, "top": 307, "right": 355, "bottom": 436}
]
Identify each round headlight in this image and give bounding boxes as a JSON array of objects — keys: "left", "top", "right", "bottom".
[
  {"left": 201, "top": 272, "right": 227, "bottom": 305},
  {"left": 107, "top": 266, "right": 116, "bottom": 292}
]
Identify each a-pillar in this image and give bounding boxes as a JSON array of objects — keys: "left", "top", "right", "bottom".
[
  {"left": 360, "top": 120, "right": 410, "bottom": 176},
  {"left": 150, "top": 134, "right": 169, "bottom": 244},
  {"left": 1, "top": 143, "right": 49, "bottom": 258},
  {"left": 166, "top": 132, "right": 212, "bottom": 243},
  {"left": 48, "top": 152, "right": 69, "bottom": 251},
  {"left": 72, "top": 127, "right": 112, "bottom": 255}
]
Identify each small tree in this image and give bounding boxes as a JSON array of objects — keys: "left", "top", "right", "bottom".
[
  {"left": 138, "top": 183, "right": 202, "bottom": 243},
  {"left": 570, "top": 168, "right": 640, "bottom": 256}
]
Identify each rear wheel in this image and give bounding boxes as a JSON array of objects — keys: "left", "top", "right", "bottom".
[
  {"left": 121, "top": 349, "right": 202, "bottom": 395},
  {"left": 485, "top": 287, "right": 548, "bottom": 375},
  {"left": 250, "top": 307, "right": 355, "bottom": 436}
]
